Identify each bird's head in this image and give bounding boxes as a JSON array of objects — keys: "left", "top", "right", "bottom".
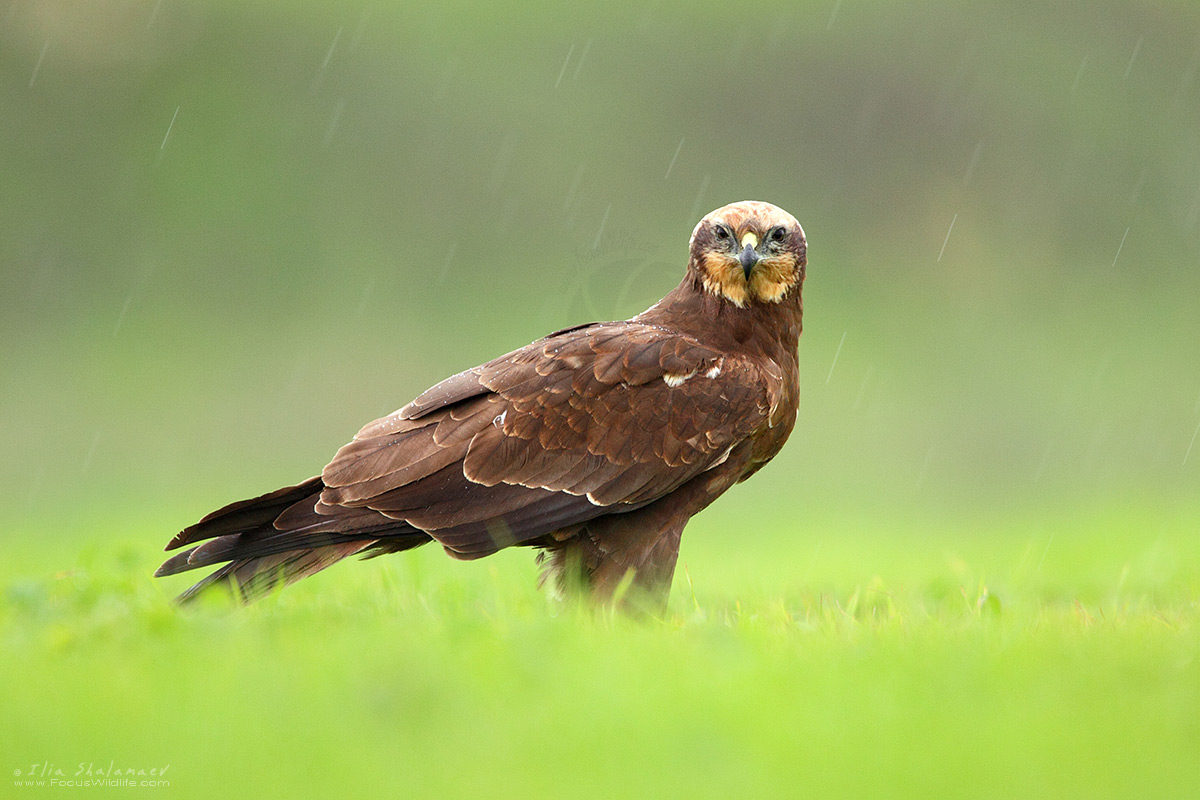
[{"left": 688, "top": 200, "right": 806, "bottom": 308}]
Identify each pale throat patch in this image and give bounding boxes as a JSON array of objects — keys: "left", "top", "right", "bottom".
[{"left": 698, "top": 252, "right": 797, "bottom": 308}]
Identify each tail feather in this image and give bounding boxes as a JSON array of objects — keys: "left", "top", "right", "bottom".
[
  {"left": 175, "top": 540, "right": 376, "bottom": 604},
  {"left": 166, "top": 477, "right": 324, "bottom": 550},
  {"left": 160, "top": 477, "right": 432, "bottom": 603},
  {"left": 155, "top": 527, "right": 424, "bottom": 577}
]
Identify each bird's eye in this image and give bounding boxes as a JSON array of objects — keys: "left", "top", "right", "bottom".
[
  {"left": 714, "top": 224, "right": 731, "bottom": 241},
  {"left": 769, "top": 226, "right": 787, "bottom": 243}
]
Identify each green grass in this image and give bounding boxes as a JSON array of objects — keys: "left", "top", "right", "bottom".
[
  {"left": 4, "top": 1, "right": 1200, "bottom": 796},
  {"left": 2, "top": 507, "right": 1197, "bottom": 799}
]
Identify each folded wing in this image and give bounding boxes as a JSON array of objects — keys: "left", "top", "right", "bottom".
[{"left": 319, "top": 321, "right": 771, "bottom": 559}]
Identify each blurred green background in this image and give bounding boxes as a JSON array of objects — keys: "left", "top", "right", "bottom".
[
  {"left": 2, "top": 1, "right": 1199, "bottom": 797},
  {"left": 3, "top": 0, "right": 1199, "bottom": 542}
]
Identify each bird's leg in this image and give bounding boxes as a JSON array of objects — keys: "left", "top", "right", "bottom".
[
  {"left": 605, "top": 527, "right": 683, "bottom": 617},
  {"left": 540, "top": 509, "right": 687, "bottom": 616}
]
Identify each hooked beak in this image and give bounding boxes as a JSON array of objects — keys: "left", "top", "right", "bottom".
[{"left": 738, "top": 232, "right": 760, "bottom": 279}]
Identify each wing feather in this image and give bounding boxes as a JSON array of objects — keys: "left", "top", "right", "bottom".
[{"left": 312, "top": 321, "right": 773, "bottom": 557}]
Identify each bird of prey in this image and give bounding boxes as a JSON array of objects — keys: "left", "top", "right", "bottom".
[{"left": 157, "top": 200, "right": 807, "bottom": 612}]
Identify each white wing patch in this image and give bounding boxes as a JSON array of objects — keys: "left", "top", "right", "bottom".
[
  {"left": 704, "top": 445, "right": 733, "bottom": 472},
  {"left": 666, "top": 359, "right": 722, "bottom": 386},
  {"left": 663, "top": 369, "right": 697, "bottom": 387}
]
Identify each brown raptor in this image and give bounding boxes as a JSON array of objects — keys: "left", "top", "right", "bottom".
[{"left": 157, "top": 200, "right": 807, "bottom": 612}]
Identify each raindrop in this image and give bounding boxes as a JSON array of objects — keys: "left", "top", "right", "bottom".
[
  {"left": 113, "top": 295, "right": 133, "bottom": 338},
  {"left": 322, "top": 97, "right": 346, "bottom": 147},
  {"left": 915, "top": 447, "right": 933, "bottom": 490},
  {"left": 160, "top": 105, "right": 180, "bottom": 151},
  {"left": 147, "top": 0, "right": 163, "bottom": 30},
  {"left": 81, "top": 430, "right": 102, "bottom": 477},
  {"left": 564, "top": 254, "right": 601, "bottom": 321},
  {"left": 1185, "top": 420, "right": 1200, "bottom": 466},
  {"left": 572, "top": 39, "right": 591, "bottom": 80},
  {"left": 592, "top": 204, "right": 611, "bottom": 252},
  {"left": 310, "top": 26, "right": 343, "bottom": 94},
  {"left": 29, "top": 40, "right": 48, "bottom": 87},
  {"left": 664, "top": 137, "right": 684, "bottom": 180},
  {"left": 1035, "top": 532, "right": 1054, "bottom": 573},
  {"left": 564, "top": 162, "right": 585, "bottom": 211},
  {"left": 851, "top": 364, "right": 874, "bottom": 411},
  {"left": 826, "top": 330, "right": 846, "bottom": 384},
  {"left": 826, "top": 0, "right": 841, "bottom": 31},
  {"left": 963, "top": 139, "right": 984, "bottom": 187},
  {"left": 1110, "top": 226, "right": 1129, "bottom": 269},
  {"left": 613, "top": 255, "right": 661, "bottom": 316},
  {"left": 320, "top": 26, "right": 343, "bottom": 74},
  {"left": 554, "top": 44, "right": 575, "bottom": 89},
  {"left": 686, "top": 174, "right": 712, "bottom": 227},
  {"left": 937, "top": 213, "right": 957, "bottom": 262},
  {"left": 1123, "top": 36, "right": 1143, "bottom": 80},
  {"left": 437, "top": 241, "right": 458, "bottom": 286},
  {"left": 1070, "top": 55, "right": 1089, "bottom": 93}
]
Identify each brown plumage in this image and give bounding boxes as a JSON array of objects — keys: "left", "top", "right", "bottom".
[{"left": 157, "top": 200, "right": 807, "bottom": 612}]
